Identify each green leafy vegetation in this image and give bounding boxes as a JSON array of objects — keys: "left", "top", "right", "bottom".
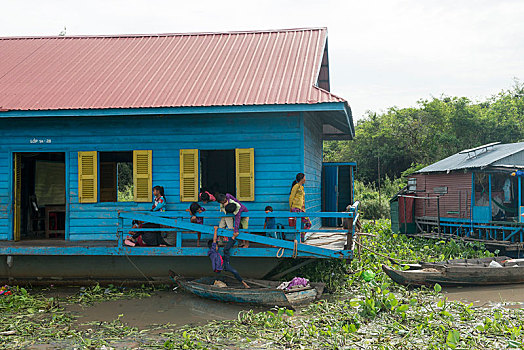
[
  {"left": 325, "top": 81, "right": 524, "bottom": 184},
  {"left": 354, "top": 177, "right": 404, "bottom": 219},
  {"left": 325, "top": 81, "right": 524, "bottom": 219},
  {"left": 117, "top": 162, "right": 134, "bottom": 202},
  {"left": 3, "top": 221, "right": 521, "bottom": 349}
]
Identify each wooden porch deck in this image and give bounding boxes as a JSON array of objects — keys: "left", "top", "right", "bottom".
[
  {"left": 305, "top": 227, "right": 349, "bottom": 250},
  {"left": 0, "top": 228, "right": 350, "bottom": 251}
]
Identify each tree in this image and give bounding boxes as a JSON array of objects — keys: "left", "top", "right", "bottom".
[{"left": 324, "top": 81, "right": 524, "bottom": 185}]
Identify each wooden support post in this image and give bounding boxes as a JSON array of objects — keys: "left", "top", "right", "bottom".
[
  {"left": 344, "top": 223, "right": 353, "bottom": 253},
  {"left": 117, "top": 216, "right": 124, "bottom": 248},
  {"left": 403, "top": 196, "right": 407, "bottom": 234},
  {"left": 437, "top": 196, "right": 441, "bottom": 235},
  {"left": 519, "top": 177, "right": 522, "bottom": 230},
  {"left": 470, "top": 172, "right": 475, "bottom": 237},
  {"left": 176, "top": 230, "right": 182, "bottom": 247},
  {"left": 519, "top": 177, "right": 522, "bottom": 209},
  {"left": 488, "top": 173, "right": 492, "bottom": 240},
  {"left": 264, "top": 259, "right": 316, "bottom": 280}
]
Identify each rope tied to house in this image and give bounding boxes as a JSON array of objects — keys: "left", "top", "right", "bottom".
[{"left": 276, "top": 239, "right": 299, "bottom": 259}]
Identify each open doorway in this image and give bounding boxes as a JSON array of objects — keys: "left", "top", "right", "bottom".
[
  {"left": 200, "top": 150, "right": 236, "bottom": 196},
  {"left": 13, "top": 152, "right": 66, "bottom": 240}
]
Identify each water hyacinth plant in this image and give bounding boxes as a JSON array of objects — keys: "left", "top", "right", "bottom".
[{"left": 1, "top": 220, "right": 524, "bottom": 349}]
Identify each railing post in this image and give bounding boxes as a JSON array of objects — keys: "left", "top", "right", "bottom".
[
  {"left": 176, "top": 219, "right": 182, "bottom": 247},
  {"left": 117, "top": 215, "right": 124, "bottom": 248}
]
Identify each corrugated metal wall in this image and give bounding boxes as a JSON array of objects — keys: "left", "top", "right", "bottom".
[{"left": 413, "top": 172, "right": 472, "bottom": 219}]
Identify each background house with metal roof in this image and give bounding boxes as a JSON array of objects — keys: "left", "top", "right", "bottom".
[
  {"left": 392, "top": 142, "right": 524, "bottom": 253},
  {"left": 0, "top": 28, "right": 356, "bottom": 280}
]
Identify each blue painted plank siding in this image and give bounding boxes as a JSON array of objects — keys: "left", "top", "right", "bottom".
[
  {"left": 303, "top": 112, "right": 324, "bottom": 229},
  {"left": 0, "top": 113, "right": 306, "bottom": 240},
  {"left": 0, "top": 151, "right": 9, "bottom": 240}
]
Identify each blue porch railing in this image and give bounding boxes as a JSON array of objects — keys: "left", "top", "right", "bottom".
[
  {"left": 416, "top": 216, "right": 524, "bottom": 243},
  {"left": 117, "top": 202, "right": 360, "bottom": 259}
]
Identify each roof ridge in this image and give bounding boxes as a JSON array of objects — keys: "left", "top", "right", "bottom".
[
  {"left": 418, "top": 142, "right": 524, "bottom": 173},
  {"left": 0, "top": 27, "right": 327, "bottom": 40}
]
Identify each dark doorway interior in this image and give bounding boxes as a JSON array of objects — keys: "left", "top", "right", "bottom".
[
  {"left": 200, "top": 150, "right": 236, "bottom": 197},
  {"left": 19, "top": 152, "right": 66, "bottom": 240}
]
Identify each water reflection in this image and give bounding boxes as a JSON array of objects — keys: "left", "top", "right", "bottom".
[
  {"left": 65, "top": 290, "right": 265, "bottom": 328},
  {"left": 445, "top": 284, "right": 524, "bottom": 309}
]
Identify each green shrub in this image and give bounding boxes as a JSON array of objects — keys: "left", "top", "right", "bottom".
[{"left": 355, "top": 177, "right": 404, "bottom": 220}]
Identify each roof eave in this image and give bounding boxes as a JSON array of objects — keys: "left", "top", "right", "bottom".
[{"left": 0, "top": 102, "right": 349, "bottom": 118}]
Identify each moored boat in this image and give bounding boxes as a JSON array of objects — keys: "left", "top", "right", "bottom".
[
  {"left": 169, "top": 271, "right": 324, "bottom": 308},
  {"left": 383, "top": 256, "right": 524, "bottom": 287}
]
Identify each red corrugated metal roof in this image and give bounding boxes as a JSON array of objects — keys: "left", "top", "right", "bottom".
[{"left": 0, "top": 28, "right": 346, "bottom": 111}]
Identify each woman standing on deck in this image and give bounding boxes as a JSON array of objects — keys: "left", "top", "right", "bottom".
[{"left": 289, "top": 173, "right": 312, "bottom": 241}]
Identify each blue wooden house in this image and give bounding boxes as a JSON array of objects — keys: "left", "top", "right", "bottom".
[{"left": 0, "top": 28, "right": 356, "bottom": 280}]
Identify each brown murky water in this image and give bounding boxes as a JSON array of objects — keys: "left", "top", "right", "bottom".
[
  {"left": 39, "top": 283, "right": 524, "bottom": 332},
  {"left": 445, "top": 284, "right": 524, "bottom": 308},
  {"left": 64, "top": 290, "right": 262, "bottom": 328}
]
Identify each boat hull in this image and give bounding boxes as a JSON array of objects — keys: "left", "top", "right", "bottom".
[
  {"left": 383, "top": 264, "right": 524, "bottom": 287},
  {"left": 174, "top": 276, "right": 322, "bottom": 308},
  {"left": 0, "top": 255, "right": 281, "bottom": 284}
]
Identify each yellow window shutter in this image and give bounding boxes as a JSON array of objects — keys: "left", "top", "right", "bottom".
[
  {"left": 236, "top": 148, "right": 255, "bottom": 201},
  {"left": 133, "top": 150, "right": 152, "bottom": 202},
  {"left": 78, "top": 151, "right": 98, "bottom": 203},
  {"left": 180, "top": 149, "right": 198, "bottom": 202}
]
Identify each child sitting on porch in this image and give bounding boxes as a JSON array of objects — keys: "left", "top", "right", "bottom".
[
  {"left": 125, "top": 221, "right": 169, "bottom": 247},
  {"left": 152, "top": 186, "right": 166, "bottom": 212},
  {"left": 208, "top": 226, "right": 249, "bottom": 288},
  {"left": 189, "top": 202, "right": 206, "bottom": 247}
]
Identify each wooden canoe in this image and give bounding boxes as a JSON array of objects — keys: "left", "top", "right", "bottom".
[
  {"left": 169, "top": 271, "right": 324, "bottom": 308},
  {"left": 383, "top": 257, "right": 524, "bottom": 287}
]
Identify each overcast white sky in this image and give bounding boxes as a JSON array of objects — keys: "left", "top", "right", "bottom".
[{"left": 1, "top": 0, "right": 523, "bottom": 119}]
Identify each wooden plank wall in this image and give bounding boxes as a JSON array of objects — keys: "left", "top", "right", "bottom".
[
  {"left": 413, "top": 172, "right": 472, "bottom": 220},
  {"left": 0, "top": 112, "right": 305, "bottom": 240},
  {"left": 0, "top": 152, "right": 8, "bottom": 239},
  {"left": 303, "top": 112, "right": 324, "bottom": 228}
]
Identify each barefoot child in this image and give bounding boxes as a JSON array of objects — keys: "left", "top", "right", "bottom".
[
  {"left": 189, "top": 202, "right": 206, "bottom": 247},
  {"left": 208, "top": 227, "right": 249, "bottom": 288}
]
